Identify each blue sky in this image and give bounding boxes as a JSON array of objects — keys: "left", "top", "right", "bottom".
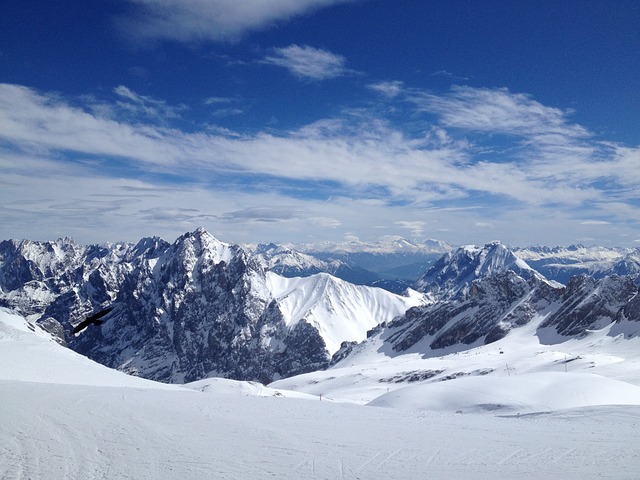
[{"left": 1, "top": 0, "right": 639, "bottom": 247}]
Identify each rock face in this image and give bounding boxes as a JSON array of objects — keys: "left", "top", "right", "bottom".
[
  {"left": 348, "top": 271, "right": 639, "bottom": 362},
  {"left": 539, "top": 275, "right": 638, "bottom": 337},
  {"left": 0, "top": 229, "right": 417, "bottom": 383},
  {"left": 414, "top": 241, "right": 545, "bottom": 300},
  {"left": 387, "top": 272, "right": 562, "bottom": 354}
]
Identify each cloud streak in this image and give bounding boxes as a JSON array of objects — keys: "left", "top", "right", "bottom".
[
  {"left": 116, "top": 0, "right": 353, "bottom": 45},
  {"left": 263, "top": 45, "right": 351, "bottom": 80},
  {"left": 411, "top": 85, "right": 589, "bottom": 139}
]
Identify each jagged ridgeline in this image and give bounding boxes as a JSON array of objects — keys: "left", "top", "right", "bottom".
[
  {"left": 0, "top": 229, "right": 417, "bottom": 383},
  {"left": 2, "top": 231, "right": 640, "bottom": 384},
  {"left": 331, "top": 243, "right": 640, "bottom": 372}
]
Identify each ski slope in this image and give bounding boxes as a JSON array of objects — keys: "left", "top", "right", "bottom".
[
  {"left": 3, "top": 308, "right": 640, "bottom": 479},
  {"left": 272, "top": 307, "right": 640, "bottom": 407}
]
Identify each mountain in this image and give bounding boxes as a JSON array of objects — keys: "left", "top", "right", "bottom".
[
  {"left": 291, "top": 236, "right": 453, "bottom": 255},
  {"left": 0, "top": 229, "right": 421, "bottom": 383},
  {"left": 413, "top": 241, "right": 550, "bottom": 300},
  {"left": 382, "top": 272, "right": 638, "bottom": 358},
  {"left": 244, "top": 237, "right": 454, "bottom": 293},
  {"left": 539, "top": 274, "right": 639, "bottom": 338},
  {"left": 514, "top": 245, "right": 640, "bottom": 284},
  {"left": 288, "top": 236, "right": 452, "bottom": 283},
  {"left": 387, "top": 271, "right": 559, "bottom": 354},
  {"left": 273, "top": 272, "right": 640, "bottom": 408},
  {"left": 274, "top": 243, "right": 640, "bottom": 403},
  {"left": 247, "top": 243, "right": 380, "bottom": 285}
]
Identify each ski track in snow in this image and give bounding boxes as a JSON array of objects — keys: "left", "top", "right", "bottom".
[
  {"left": 2, "top": 380, "right": 640, "bottom": 479},
  {"left": 3, "top": 304, "right": 640, "bottom": 478}
]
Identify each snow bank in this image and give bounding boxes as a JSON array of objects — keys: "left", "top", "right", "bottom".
[
  {"left": 184, "top": 377, "right": 319, "bottom": 400},
  {"left": 368, "top": 372, "right": 640, "bottom": 413}
]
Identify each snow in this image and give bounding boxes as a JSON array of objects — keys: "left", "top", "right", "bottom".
[
  {"left": 4, "top": 308, "right": 640, "bottom": 479},
  {"left": 516, "top": 245, "right": 626, "bottom": 263},
  {"left": 290, "top": 236, "right": 453, "bottom": 255},
  {"left": 272, "top": 310, "right": 640, "bottom": 407},
  {"left": 266, "top": 272, "right": 422, "bottom": 354},
  {"left": 184, "top": 377, "right": 319, "bottom": 400},
  {"left": 369, "top": 372, "right": 640, "bottom": 413}
]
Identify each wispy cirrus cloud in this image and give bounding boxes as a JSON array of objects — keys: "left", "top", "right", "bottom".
[
  {"left": 114, "top": 85, "right": 186, "bottom": 121},
  {"left": 0, "top": 82, "right": 631, "bottom": 206},
  {"left": 116, "top": 0, "right": 353, "bottom": 45},
  {"left": 263, "top": 45, "right": 351, "bottom": 80},
  {"left": 367, "top": 81, "right": 404, "bottom": 97},
  {"left": 411, "top": 85, "right": 589, "bottom": 139},
  {"left": 371, "top": 82, "right": 626, "bottom": 201}
]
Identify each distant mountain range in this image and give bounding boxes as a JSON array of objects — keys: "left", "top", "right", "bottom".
[
  {"left": 1, "top": 229, "right": 639, "bottom": 385},
  {"left": 249, "top": 239, "right": 640, "bottom": 293},
  {"left": 513, "top": 244, "right": 640, "bottom": 284},
  {"left": 246, "top": 236, "right": 453, "bottom": 293}
]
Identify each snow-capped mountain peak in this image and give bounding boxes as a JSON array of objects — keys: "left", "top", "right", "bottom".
[
  {"left": 174, "top": 228, "right": 236, "bottom": 266},
  {"left": 266, "top": 272, "right": 421, "bottom": 354},
  {"left": 414, "top": 241, "right": 543, "bottom": 299}
]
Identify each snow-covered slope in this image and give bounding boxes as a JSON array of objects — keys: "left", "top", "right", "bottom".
[
  {"left": 266, "top": 272, "right": 420, "bottom": 354},
  {"left": 272, "top": 273, "right": 640, "bottom": 408},
  {"left": 0, "top": 307, "right": 175, "bottom": 389},
  {"left": 369, "top": 372, "right": 640, "bottom": 413},
  {"left": 272, "top": 304, "right": 640, "bottom": 409},
  {"left": 4, "top": 307, "right": 640, "bottom": 480}
]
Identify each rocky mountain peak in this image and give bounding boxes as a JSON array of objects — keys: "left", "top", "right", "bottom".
[{"left": 414, "top": 241, "right": 539, "bottom": 300}]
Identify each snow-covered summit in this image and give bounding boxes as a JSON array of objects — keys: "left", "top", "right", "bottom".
[
  {"left": 266, "top": 272, "right": 421, "bottom": 354},
  {"left": 514, "top": 244, "right": 640, "bottom": 284},
  {"left": 414, "top": 241, "right": 546, "bottom": 299}
]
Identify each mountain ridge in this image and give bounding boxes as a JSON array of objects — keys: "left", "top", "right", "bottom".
[
  {"left": 2, "top": 230, "right": 640, "bottom": 386},
  {"left": 0, "top": 229, "right": 422, "bottom": 383}
]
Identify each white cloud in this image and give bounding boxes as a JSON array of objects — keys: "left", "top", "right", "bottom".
[
  {"left": 0, "top": 83, "right": 632, "bottom": 209},
  {"left": 395, "top": 221, "right": 425, "bottom": 238},
  {"left": 368, "top": 81, "right": 404, "bottom": 97},
  {"left": 263, "top": 45, "right": 350, "bottom": 80},
  {"left": 204, "top": 96, "right": 236, "bottom": 105},
  {"left": 1, "top": 82, "right": 639, "bottom": 247},
  {"left": 580, "top": 220, "right": 611, "bottom": 225},
  {"left": 412, "top": 86, "right": 589, "bottom": 139},
  {"left": 117, "top": 0, "right": 353, "bottom": 45}
]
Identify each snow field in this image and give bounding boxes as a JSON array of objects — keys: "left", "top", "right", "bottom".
[
  {"left": 3, "top": 380, "right": 640, "bottom": 480},
  {"left": 3, "top": 308, "right": 640, "bottom": 479}
]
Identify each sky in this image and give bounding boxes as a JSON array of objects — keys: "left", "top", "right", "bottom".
[{"left": 0, "top": 0, "right": 639, "bottom": 248}]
